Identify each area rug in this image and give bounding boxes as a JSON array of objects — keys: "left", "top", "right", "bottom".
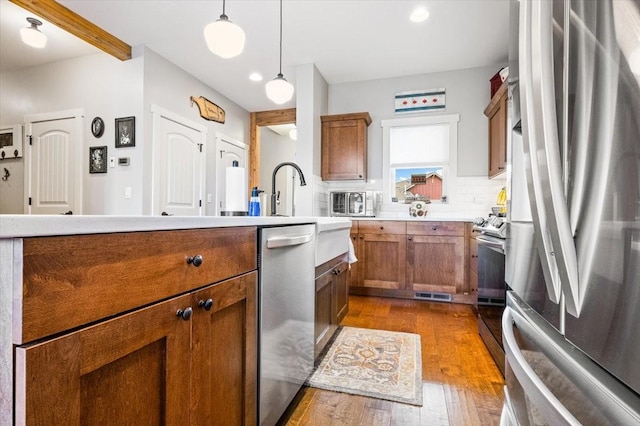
[{"left": 306, "top": 326, "right": 423, "bottom": 406}]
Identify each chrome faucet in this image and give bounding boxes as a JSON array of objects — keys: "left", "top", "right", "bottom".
[{"left": 271, "top": 162, "right": 307, "bottom": 216}]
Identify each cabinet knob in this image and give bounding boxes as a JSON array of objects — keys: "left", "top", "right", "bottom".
[
  {"left": 359, "top": 235, "right": 363, "bottom": 239},
  {"left": 176, "top": 307, "right": 193, "bottom": 321},
  {"left": 408, "top": 236, "right": 413, "bottom": 241},
  {"left": 432, "top": 226, "right": 438, "bottom": 231},
  {"left": 358, "top": 175, "right": 363, "bottom": 178},
  {"left": 187, "top": 254, "right": 203, "bottom": 267},
  {"left": 198, "top": 298, "right": 214, "bottom": 311},
  {"left": 498, "top": 166, "right": 505, "bottom": 170},
  {"left": 471, "top": 254, "right": 478, "bottom": 258},
  {"left": 379, "top": 226, "right": 384, "bottom": 230}
]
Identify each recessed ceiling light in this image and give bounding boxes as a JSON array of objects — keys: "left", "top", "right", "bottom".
[
  {"left": 410, "top": 7, "right": 430, "bottom": 23},
  {"left": 249, "top": 73, "right": 263, "bottom": 82}
]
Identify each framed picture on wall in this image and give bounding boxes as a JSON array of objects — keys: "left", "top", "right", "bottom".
[
  {"left": 89, "top": 146, "right": 108, "bottom": 173},
  {"left": 115, "top": 116, "right": 135, "bottom": 148}
]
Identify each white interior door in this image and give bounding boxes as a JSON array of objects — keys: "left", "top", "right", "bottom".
[
  {"left": 152, "top": 106, "right": 206, "bottom": 216},
  {"left": 215, "top": 134, "right": 247, "bottom": 215},
  {"left": 25, "top": 110, "right": 83, "bottom": 215}
]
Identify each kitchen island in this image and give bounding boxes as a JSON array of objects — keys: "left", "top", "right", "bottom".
[{"left": 0, "top": 214, "right": 349, "bottom": 425}]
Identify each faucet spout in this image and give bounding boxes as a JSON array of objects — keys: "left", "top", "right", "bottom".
[{"left": 271, "top": 162, "right": 307, "bottom": 216}]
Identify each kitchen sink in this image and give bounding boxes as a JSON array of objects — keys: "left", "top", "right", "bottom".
[{"left": 315, "top": 217, "right": 352, "bottom": 267}]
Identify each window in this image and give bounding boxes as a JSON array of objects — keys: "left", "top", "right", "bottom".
[{"left": 382, "top": 114, "right": 459, "bottom": 204}]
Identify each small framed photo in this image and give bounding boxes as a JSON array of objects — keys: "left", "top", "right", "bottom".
[
  {"left": 91, "top": 117, "right": 104, "bottom": 138},
  {"left": 89, "top": 146, "right": 108, "bottom": 173},
  {"left": 115, "top": 116, "right": 135, "bottom": 148}
]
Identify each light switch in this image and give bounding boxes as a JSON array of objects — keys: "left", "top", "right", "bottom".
[
  {"left": 109, "top": 157, "right": 116, "bottom": 168},
  {"left": 207, "top": 193, "right": 212, "bottom": 203},
  {"left": 124, "top": 186, "right": 132, "bottom": 199}
]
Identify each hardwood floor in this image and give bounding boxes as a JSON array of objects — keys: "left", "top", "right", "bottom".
[{"left": 282, "top": 296, "right": 505, "bottom": 426}]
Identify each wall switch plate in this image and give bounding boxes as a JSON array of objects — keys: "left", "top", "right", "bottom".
[
  {"left": 118, "top": 157, "right": 130, "bottom": 166},
  {"left": 124, "top": 186, "right": 132, "bottom": 199},
  {"left": 207, "top": 193, "right": 212, "bottom": 203},
  {"left": 109, "top": 157, "right": 116, "bottom": 168}
]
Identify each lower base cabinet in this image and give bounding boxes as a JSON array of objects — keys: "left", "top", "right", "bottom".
[
  {"left": 314, "top": 254, "right": 349, "bottom": 360},
  {"left": 15, "top": 272, "right": 257, "bottom": 425}
]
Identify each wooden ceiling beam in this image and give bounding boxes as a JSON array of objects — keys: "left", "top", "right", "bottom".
[{"left": 10, "top": 0, "right": 131, "bottom": 61}]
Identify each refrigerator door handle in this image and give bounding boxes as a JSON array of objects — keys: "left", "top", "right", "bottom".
[
  {"left": 519, "top": 0, "right": 562, "bottom": 305},
  {"left": 503, "top": 308, "right": 581, "bottom": 425}
]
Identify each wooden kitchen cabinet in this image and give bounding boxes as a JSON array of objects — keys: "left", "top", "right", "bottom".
[
  {"left": 484, "top": 82, "right": 508, "bottom": 178},
  {"left": 13, "top": 227, "right": 258, "bottom": 425},
  {"left": 406, "top": 222, "right": 465, "bottom": 295},
  {"left": 321, "top": 112, "right": 371, "bottom": 181},
  {"left": 314, "top": 254, "right": 349, "bottom": 360},
  {"left": 352, "top": 221, "right": 407, "bottom": 293}
]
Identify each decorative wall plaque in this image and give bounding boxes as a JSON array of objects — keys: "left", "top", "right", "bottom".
[{"left": 190, "top": 96, "right": 226, "bottom": 123}]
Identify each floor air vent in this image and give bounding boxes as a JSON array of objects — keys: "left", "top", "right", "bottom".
[
  {"left": 478, "top": 297, "right": 505, "bottom": 306},
  {"left": 414, "top": 292, "right": 452, "bottom": 302}
]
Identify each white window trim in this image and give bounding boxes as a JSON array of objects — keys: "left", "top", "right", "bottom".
[{"left": 381, "top": 113, "right": 460, "bottom": 205}]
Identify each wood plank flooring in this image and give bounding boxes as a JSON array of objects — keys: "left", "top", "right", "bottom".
[{"left": 281, "top": 296, "right": 505, "bottom": 426}]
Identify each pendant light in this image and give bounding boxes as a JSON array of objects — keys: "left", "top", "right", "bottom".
[
  {"left": 265, "top": 0, "right": 294, "bottom": 104},
  {"left": 204, "top": 0, "right": 245, "bottom": 59},
  {"left": 20, "top": 17, "right": 47, "bottom": 49}
]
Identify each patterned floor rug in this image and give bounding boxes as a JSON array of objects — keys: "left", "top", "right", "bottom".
[{"left": 306, "top": 326, "right": 423, "bottom": 406}]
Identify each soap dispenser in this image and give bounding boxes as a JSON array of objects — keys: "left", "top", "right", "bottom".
[{"left": 248, "top": 187, "right": 261, "bottom": 216}]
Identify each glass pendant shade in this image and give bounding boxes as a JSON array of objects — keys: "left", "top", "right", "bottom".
[
  {"left": 20, "top": 18, "right": 47, "bottom": 49},
  {"left": 265, "top": 74, "right": 294, "bottom": 104},
  {"left": 204, "top": 16, "right": 245, "bottom": 58}
]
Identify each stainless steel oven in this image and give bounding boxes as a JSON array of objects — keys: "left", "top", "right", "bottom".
[{"left": 473, "top": 217, "right": 507, "bottom": 376}]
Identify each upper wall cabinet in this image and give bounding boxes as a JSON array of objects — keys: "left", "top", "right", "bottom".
[
  {"left": 321, "top": 112, "right": 372, "bottom": 181},
  {"left": 484, "top": 83, "right": 508, "bottom": 178}
]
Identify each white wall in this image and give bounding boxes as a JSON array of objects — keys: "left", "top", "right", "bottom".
[
  {"left": 0, "top": 47, "right": 251, "bottom": 216},
  {"left": 324, "top": 64, "right": 508, "bottom": 219},
  {"left": 142, "top": 47, "right": 250, "bottom": 216},
  {"left": 328, "top": 64, "right": 504, "bottom": 178}
]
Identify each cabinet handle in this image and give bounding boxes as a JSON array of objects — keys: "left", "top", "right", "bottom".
[
  {"left": 471, "top": 254, "right": 478, "bottom": 258},
  {"left": 498, "top": 166, "right": 505, "bottom": 170},
  {"left": 176, "top": 307, "right": 193, "bottom": 321},
  {"left": 358, "top": 174, "right": 363, "bottom": 178},
  {"left": 187, "top": 254, "right": 203, "bottom": 267},
  {"left": 198, "top": 298, "right": 214, "bottom": 311}
]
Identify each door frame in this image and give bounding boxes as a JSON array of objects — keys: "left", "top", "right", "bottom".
[
  {"left": 23, "top": 109, "right": 84, "bottom": 215},
  {"left": 150, "top": 104, "right": 208, "bottom": 216}
]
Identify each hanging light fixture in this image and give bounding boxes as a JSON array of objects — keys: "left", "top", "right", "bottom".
[
  {"left": 20, "top": 17, "right": 47, "bottom": 49},
  {"left": 265, "top": 0, "right": 294, "bottom": 104},
  {"left": 204, "top": 0, "right": 245, "bottom": 59}
]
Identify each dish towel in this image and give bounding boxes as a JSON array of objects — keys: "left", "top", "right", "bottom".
[{"left": 348, "top": 236, "right": 358, "bottom": 264}]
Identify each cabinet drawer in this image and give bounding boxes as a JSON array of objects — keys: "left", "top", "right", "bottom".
[
  {"left": 357, "top": 221, "right": 406, "bottom": 235},
  {"left": 406, "top": 221, "right": 464, "bottom": 236},
  {"left": 18, "top": 227, "right": 257, "bottom": 343}
]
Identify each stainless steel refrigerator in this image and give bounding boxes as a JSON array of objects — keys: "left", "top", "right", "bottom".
[{"left": 503, "top": 0, "right": 640, "bottom": 423}]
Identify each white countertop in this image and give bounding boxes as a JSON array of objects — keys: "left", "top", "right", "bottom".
[{"left": 0, "top": 215, "right": 352, "bottom": 238}]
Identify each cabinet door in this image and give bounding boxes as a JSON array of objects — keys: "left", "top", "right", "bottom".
[
  {"left": 15, "top": 294, "right": 192, "bottom": 425},
  {"left": 333, "top": 262, "right": 349, "bottom": 324},
  {"left": 321, "top": 119, "right": 366, "bottom": 180},
  {"left": 314, "top": 270, "right": 335, "bottom": 359},
  {"left": 358, "top": 233, "right": 406, "bottom": 290},
  {"left": 488, "top": 91, "right": 507, "bottom": 177},
  {"left": 191, "top": 272, "right": 257, "bottom": 426},
  {"left": 407, "top": 235, "right": 465, "bottom": 294}
]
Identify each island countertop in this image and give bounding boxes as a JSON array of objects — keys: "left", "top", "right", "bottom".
[{"left": 0, "top": 215, "right": 347, "bottom": 238}]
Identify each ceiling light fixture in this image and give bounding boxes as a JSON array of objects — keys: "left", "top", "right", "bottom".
[
  {"left": 289, "top": 128, "right": 297, "bottom": 140},
  {"left": 410, "top": 7, "right": 430, "bottom": 23},
  {"left": 265, "top": 0, "right": 294, "bottom": 104},
  {"left": 20, "top": 17, "right": 47, "bottom": 49},
  {"left": 249, "top": 72, "right": 263, "bottom": 82},
  {"left": 204, "top": 0, "right": 246, "bottom": 59}
]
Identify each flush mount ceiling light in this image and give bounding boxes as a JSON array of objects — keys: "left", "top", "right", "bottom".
[
  {"left": 204, "top": 0, "right": 246, "bottom": 59},
  {"left": 20, "top": 17, "right": 47, "bottom": 49},
  {"left": 410, "top": 7, "right": 430, "bottom": 23},
  {"left": 265, "top": 0, "right": 295, "bottom": 104},
  {"left": 249, "top": 72, "right": 263, "bottom": 82}
]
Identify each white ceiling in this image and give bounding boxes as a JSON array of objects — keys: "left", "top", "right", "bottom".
[{"left": 2, "top": 0, "right": 510, "bottom": 113}]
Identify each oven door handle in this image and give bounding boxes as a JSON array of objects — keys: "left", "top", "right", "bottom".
[{"left": 476, "top": 235, "right": 506, "bottom": 253}]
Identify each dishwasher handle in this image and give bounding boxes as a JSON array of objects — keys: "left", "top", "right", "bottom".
[{"left": 266, "top": 233, "right": 313, "bottom": 249}]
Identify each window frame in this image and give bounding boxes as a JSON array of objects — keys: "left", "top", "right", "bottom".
[{"left": 381, "top": 114, "right": 460, "bottom": 205}]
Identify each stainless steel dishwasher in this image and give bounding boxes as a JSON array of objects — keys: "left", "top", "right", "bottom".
[{"left": 258, "top": 224, "right": 315, "bottom": 426}]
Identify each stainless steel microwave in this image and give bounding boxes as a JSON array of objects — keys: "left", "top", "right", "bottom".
[{"left": 330, "top": 191, "right": 375, "bottom": 217}]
